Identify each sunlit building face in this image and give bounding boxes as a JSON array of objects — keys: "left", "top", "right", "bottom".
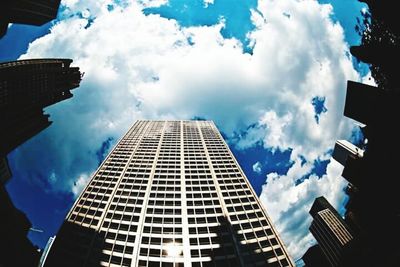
[{"left": 44, "top": 120, "right": 294, "bottom": 267}]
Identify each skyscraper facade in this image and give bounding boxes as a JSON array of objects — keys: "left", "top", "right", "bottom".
[
  {"left": 45, "top": 120, "right": 293, "bottom": 267},
  {"left": 0, "top": 58, "right": 82, "bottom": 157},
  {"left": 309, "top": 197, "right": 354, "bottom": 267}
]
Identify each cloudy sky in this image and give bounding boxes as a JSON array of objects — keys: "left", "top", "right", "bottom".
[{"left": 2, "top": 0, "right": 370, "bottom": 263}]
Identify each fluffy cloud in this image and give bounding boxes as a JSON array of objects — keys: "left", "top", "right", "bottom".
[
  {"left": 252, "top": 161, "right": 262, "bottom": 174},
  {"left": 14, "top": 0, "right": 365, "bottom": 260},
  {"left": 204, "top": 0, "right": 214, "bottom": 7},
  {"left": 260, "top": 158, "right": 347, "bottom": 260},
  {"left": 72, "top": 173, "right": 90, "bottom": 197}
]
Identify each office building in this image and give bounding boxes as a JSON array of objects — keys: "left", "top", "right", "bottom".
[
  {"left": 301, "top": 244, "right": 329, "bottom": 267},
  {"left": 0, "top": 58, "right": 82, "bottom": 157},
  {"left": 309, "top": 197, "right": 354, "bottom": 267},
  {"left": 1, "top": 0, "right": 61, "bottom": 38},
  {"left": 45, "top": 120, "right": 294, "bottom": 267},
  {"left": 331, "top": 140, "right": 364, "bottom": 188},
  {"left": 332, "top": 140, "right": 363, "bottom": 167}
]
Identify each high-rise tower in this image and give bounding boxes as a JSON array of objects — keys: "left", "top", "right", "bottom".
[
  {"left": 0, "top": 58, "right": 82, "bottom": 157},
  {"left": 309, "top": 197, "right": 354, "bottom": 267},
  {"left": 45, "top": 120, "right": 293, "bottom": 267}
]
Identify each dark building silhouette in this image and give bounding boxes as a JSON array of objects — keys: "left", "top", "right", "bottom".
[
  {"left": 329, "top": 80, "right": 400, "bottom": 266},
  {"left": 0, "top": 0, "right": 61, "bottom": 38},
  {"left": 332, "top": 140, "right": 363, "bottom": 167},
  {"left": 308, "top": 197, "right": 355, "bottom": 267},
  {"left": 304, "top": 1, "right": 400, "bottom": 265},
  {"left": 358, "top": 0, "right": 399, "bottom": 37},
  {"left": 0, "top": 58, "right": 82, "bottom": 267},
  {"left": 0, "top": 157, "right": 41, "bottom": 266},
  {"left": 0, "top": 58, "right": 82, "bottom": 157},
  {"left": 354, "top": 1, "right": 399, "bottom": 90},
  {"left": 0, "top": 157, "right": 11, "bottom": 184},
  {"left": 302, "top": 244, "right": 330, "bottom": 267}
]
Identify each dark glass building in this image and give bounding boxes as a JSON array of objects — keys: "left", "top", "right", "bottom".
[
  {"left": 0, "top": 58, "right": 81, "bottom": 267},
  {"left": 0, "top": 0, "right": 61, "bottom": 38},
  {"left": 302, "top": 244, "right": 330, "bottom": 267},
  {"left": 0, "top": 58, "right": 82, "bottom": 157},
  {"left": 308, "top": 197, "right": 354, "bottom": 267},
  {"left": 328, "top": 80, "right": 400, "bottom": 266}
]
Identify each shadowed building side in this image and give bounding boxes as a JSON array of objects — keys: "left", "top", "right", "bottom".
[
  {"left": 0, "top": 58, "right": 82, "bottom": 157},
  {"left": 328, "top": 80, "right": 400, "bottom": 266},
  {"left": 308, "top": 197, "right": 355, "bottom": 267},
  {"left": 302, "top": 244, "right": 330, "bottom": 267},
  {"left": 0, "top": 58, "right": 82, "bottom": 267},
  {"left": 0, "top": 0, "right": 61, "bottom": 38},
  {"left": 0, "top": 157, "right": 41, "bottom": 266}
]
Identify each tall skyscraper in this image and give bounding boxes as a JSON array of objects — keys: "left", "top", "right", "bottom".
[
  {"left": 0, "top": 58, "right": 82, "bottom": 157},
  {"left": 1, "top": 0, "right": 61, "bottom": 38},
  {"left": 309, "top": 197, "right": 354, "bottom": 267},
  {"left": 45, "top": 120, "right": 294, "bottom": 267}
]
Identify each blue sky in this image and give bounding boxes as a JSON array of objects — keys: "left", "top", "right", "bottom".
[{"left": 2, "top": 0, "right": 369, "bottom": 261}]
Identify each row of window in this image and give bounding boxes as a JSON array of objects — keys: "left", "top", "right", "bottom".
[
  {"left": 144, "top": 216, "right": 182, "bottom": 224},
  {"left": 100, "top": 253, "right": 132, "bottom": 266},
  {"left": 146, "top": 208, "right": 182, "bottom": 215},
  {"left": 141, "top": 236, "right": 182, "bottom": 245},
  {"left": 190, "top": 246, "right": 235, "bottom": 258},
  {"left": 102, "top": 221, "right": 138, "bottom": 232},
  {"left": 108, "top": 205, "right": 142, "bottom": 213},
  {"left": 188, "top": 216, "right": 222, "bottom": 225},
  {"left": 105, "top": 213, "right": 140, "bottom": 221},
  {"left": 143, "top": 226, "right": 183, "bottom": 235},
  {"left": 187, "top": 207, "right": 223, "bottom": 215},
  {"left": 139, "top": 247, "right": 184, "bottom": 258}
]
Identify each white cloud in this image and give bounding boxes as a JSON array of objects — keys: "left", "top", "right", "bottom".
[
  {"left": 260, "top": 158, "right": 347, "bottom": 260},
  {"left": 252, "top": 161, "right": 262, "bottom": 174},
  {"left": 204, "top": 0, "right": 214, "bottom": 8},
  {"left": 49, "top": 172, "right": 57, "bottom": 184},
  {"left": 81, "top": 9, "right": 91, "bottom": 19},
  {"left": 361, "top": 71, "right": 377, "bottom": 86},
  {"left": 237, "top": 0, "right": 359, "bottom": 159},
  {"left": 15, "top": 0, "right": 366, "bottom": 260},
  {"left": 61, "top": 0, "right": 80, "bottom": 7},
  {"left": 72, "top": 173, "right": 91, "bottom": 197},
  {"left": 138, "top": 0, "right": 168, "bottom": 8}
]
